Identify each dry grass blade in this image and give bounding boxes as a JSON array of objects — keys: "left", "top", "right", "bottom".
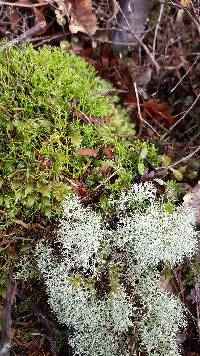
[{"left": 0, "top": 1, "right": 48, "bottom": 7}]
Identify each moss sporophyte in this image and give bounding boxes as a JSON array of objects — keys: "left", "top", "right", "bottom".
[{"left": 0, "top": 44, "right": 161, "bottom": 224}]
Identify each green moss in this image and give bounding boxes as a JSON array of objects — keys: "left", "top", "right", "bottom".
[{"left": 0, "top": 44, "right": 161, "bottom": 225}]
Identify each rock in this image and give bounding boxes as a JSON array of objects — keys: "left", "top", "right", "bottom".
[
  {"left": 183, "top": 181, "right": 200, "bottom": 226},
  {"left": 109, "top": 0, "right": 152, "bottom": 49}
]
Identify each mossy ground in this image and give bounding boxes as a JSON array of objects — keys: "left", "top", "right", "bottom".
[{"left": 0, "top": 44, "right": 161, "bottom": 227}]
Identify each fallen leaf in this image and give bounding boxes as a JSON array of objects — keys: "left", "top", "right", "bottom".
[
  {"left": 170, "top": 167, "right": 183, "bottom": 181},
  {"left": 140, "top": 168, "right": 155, "bottom": 182},
  {"left": 138, "top": 161, "right": 145, "bottom": 175},
  {"left": 158, "top": 276, "right": 175, "bottom": 295},
  {"left": 10, "top": 7, "right": 20, "bottom": 34},
  {"left": 162, "top": 154, "right": 172, "bottom": 167},
  {"left": 102, "top": 146, "right": 114, "bottom": 159},
  {"left": 122, "top": 94, "right": 137, "bottom": 106},
  {"left": 33, "top": 7, "right": 47, "bottom": 34},
  {"left": 66, "top": 177, "right": 91, "bottom": 198},
  {"left": 67, "top": 0, "right": 98, "bottom": 36},
  {"left": 142, "top": 99, "right": 175, "bottom": 125},
  {"left": 76, "top": 148, "right": 98, "bottom": 156}
]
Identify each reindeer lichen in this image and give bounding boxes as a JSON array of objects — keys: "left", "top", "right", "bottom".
[{"left": 34, "top": 183, "right": 197, "bottom": 356}]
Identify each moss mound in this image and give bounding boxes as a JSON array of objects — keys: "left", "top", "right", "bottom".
[{"left": 0, "top": 44, "right": 161, "bottom": 224}]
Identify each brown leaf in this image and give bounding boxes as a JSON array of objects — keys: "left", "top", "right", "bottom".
[
  {"left": 66, "top": 177, "right": 91, "bottom": 198},
  {"left": 102, "top": 146, "right": 114, "bottom": 159},
  {"left": 67, "top": 0, "right": 98, "bottom": 36},
  {"left": 10, "top": 7, "right": 20, "bottom": 34},
  {"left": 142, "top": 99, "right": 175, "bottom": 125},
  {"left": 158, "top": 276, "right": 175, "bottom": 295},
  {"left": 76, "top": 148, "right": 98, "bottom": 156},
  {"left": 33, "top": 7, "right": 45, "bottom": 23},
  {"left": 33, "top": 7, "right": 47, "bottom": 35}
]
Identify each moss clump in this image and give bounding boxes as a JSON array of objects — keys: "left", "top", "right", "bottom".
[{"left": 0, "top": 44, "right": 161, "bottom": 224}]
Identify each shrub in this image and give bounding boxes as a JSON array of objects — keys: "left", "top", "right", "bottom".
[
  {"left": 0, "top": 44, "right": 161, "bottom": 225},
  {"left": 34, "top": 182, "right": 197, "bottom": 355}
]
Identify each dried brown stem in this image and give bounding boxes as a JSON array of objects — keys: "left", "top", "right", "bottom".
[
  {"left": 169, "top": 92, "right": 200, "bottom": 131},
  {"left": 0, "top": 1, "right": 49, "bottom": 7},
  {"left": 153, "top": 3, "right": 164, "bottom": 59}
]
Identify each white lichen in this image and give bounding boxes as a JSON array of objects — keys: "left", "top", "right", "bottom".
[
  {"left": 116, "top": 202, "right": 197, "bottom": 268},
  {"left": 56, "top": 194, "right": 105, "bottom": 275},
  {"left": 34, "top": 183, "right": 198, "bottom": 356},
  {"left": 138, "top": 278, "right": 186, "bottom": 356}
]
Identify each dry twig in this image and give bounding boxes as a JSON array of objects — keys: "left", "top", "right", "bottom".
[
  {"left": 0, "top": 1, "right": 48, "bottom": 7},
  {"left": 134, "top": 82, "right": 161, "bottom": 137},
  {"left": 169, "top": 92, "right": 200, "bottom": 131},
  {"left": 0, "top": 20, "right": 46, "bottom": 49},
  {"left": 153, "top": 3, "right": 164, "bottom": 59}
]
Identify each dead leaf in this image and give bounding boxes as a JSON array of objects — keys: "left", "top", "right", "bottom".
[
  {"left": 142, "top": 99, "right": 175, "bottom": 125},
  {"left": 67, "top": 0, "right": 98, "bottom": 36},
  {"left": 33, "top": 7, "right": 45, "bottom": 22},
  {"left": 76, "top": 148, "right": 98, "bottom": 156},
  {"left": 66, "top": 177, "right": 91, "bottom": 198},
  {"left": 102, "top": 146, "right": 114, "bottom": 159},
  {"left": 10, "top": 7, "right": 20, "bottom": 34},
  {"left": 33, "top": 7, "right": 47, "bottom": 35}
]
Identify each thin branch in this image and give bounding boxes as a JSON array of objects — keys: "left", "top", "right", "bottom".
[
  {"left": 0, "top": 20, "right": 46, "bottom": 49},
  {"left": 168, "top": 146, "right": 200, "bottom": 168},
  {"left": 156, "top": 146, "right": 200, "bottom": 171},
  {"left": 160, "top": 0, "right": 200, "bottom": 35},
  {"left": 17, "top": 291, "right": 57, "bottom": 356},
  {"left": 134, "top": 82, "right": 161, "bottom": 137},
  {"left": 185, "top": 8, "right": 200, "bottom": 36},
  {"left": 169, "top": 92, "right": 200, "bottom": 131},
  {"left": 0, "top": 1, "right": 49, "bottom": 7},
  {"left": 153, "top": 3, "right": 164, "bottom": 59},
  {"left": 170, "top": 56, "right": 199, "bottom": 93}
]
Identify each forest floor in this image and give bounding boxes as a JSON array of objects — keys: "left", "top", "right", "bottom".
[{"left": 0, "top": 0, "right": 200, "bottom": 355}]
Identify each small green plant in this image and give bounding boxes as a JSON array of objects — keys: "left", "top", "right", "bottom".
[
  {"left": 0, "top": 44, "right": 161, "bottom": 225},
  {"left": 33, "top": 183, "right": 197, "bottom": 356}
]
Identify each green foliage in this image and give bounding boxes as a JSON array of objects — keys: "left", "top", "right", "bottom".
[{"left": 0, "top": 44, "right": 161, "bottom": 225}]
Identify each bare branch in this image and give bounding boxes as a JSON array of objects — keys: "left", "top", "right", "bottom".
[
  {"left": 0, "top": 1, "right": 49, "bottom": 7},
  {"left": 134, "top": 82, "right": 161, "bottom": 137}
]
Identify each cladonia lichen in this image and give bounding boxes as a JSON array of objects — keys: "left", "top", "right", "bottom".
[{"left": 34, "top": 182, "right": 197, "bottom": 355}]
